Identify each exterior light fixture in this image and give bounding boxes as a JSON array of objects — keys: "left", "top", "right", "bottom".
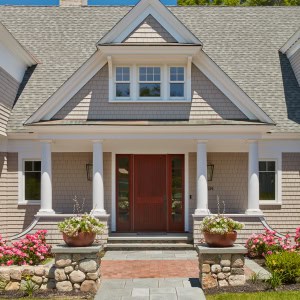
[
  {"left": 207, "top": 164, "right": 214, "bottom": 181},
  {"left": 86, "top": 164, "right": 93, "bottom": 181}
]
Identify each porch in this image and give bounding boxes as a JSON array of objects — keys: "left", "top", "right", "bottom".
[{"left": 29, "top": 137, "right": 264, "bottom": 242}]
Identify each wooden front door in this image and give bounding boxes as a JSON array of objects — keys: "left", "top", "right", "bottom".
[
  {"left": 116, "top": 154, "right": 184, "bottom": 232},
  {"left": 134, "top": 155, "right": 167, "bottom": 232}
]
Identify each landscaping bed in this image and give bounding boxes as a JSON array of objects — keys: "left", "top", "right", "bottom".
[
  {"left": 0, "top": 289, "right": 94, "bottom": 299},
  {"left": 205, "top": 281, "right": 300, "bottom": 295}
]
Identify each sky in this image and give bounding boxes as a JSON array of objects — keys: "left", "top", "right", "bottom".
[{"left": 0, "top": 0, "right": 177, "bottom": 5}]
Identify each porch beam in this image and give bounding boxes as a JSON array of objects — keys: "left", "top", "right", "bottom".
[
  {"left": 37, "top": 140, "right": 55, "bottom": 215},
  {"left": 195, "top": 140, "right": 210, "bottom": 215},
  {"left": 246, "top": 140, "right": 263, "bottom": 215},
  {"left": 92, "top": 140, "right": 106, "bottom": 215}
]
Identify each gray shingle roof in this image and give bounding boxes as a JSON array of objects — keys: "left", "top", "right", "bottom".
[{"left": 0, "top": 6, "right": 299, "bottom": 133}]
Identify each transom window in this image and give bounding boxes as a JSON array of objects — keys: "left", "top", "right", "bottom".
[
  {"left": 259, "top": 161, "right": 276, "bottom": 201},
  {"left": 113, "top": 65, "right": 189, "bottom": 101},
  {"left": 24, "top": 160, "right": 41, "bottom": 201}
]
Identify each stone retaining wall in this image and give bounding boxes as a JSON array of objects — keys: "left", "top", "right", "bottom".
[
  {"left": 197, "top": 244, "right": 247, "bottom": 289},
  {"left": 0, "top": 244, "right": 103, "bottom": 293}
]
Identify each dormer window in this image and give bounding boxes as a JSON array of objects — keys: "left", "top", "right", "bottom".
[
  {"left": 139, "top": 67, "right": 161, "bottom": 98},
  {"left": 109, "top": 58, "right": 192, "bottom": 102}
]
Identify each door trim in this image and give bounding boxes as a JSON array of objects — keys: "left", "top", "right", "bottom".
[{"left": 111, "top": 152, "right": 189, "bottom": 233}]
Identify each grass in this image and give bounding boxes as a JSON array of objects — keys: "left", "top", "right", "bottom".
[{"left": 206, "top": 291, "right": 300, "bottom": 300}]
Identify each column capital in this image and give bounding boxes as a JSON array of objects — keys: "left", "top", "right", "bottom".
[
  {"left": 92, "top": 139, "right": 103, "bottom": 144},
  {"left": 39, "top": 139, "right": 53, "bottom": 144},
  {"left": 197, "top": 139, "right": 208, "bottom": 144}
]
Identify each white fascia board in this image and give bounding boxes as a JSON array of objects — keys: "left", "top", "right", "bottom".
[
  {"left": 0, "top": 22, "right": 39, "bottom": 66},
  {"left": 285, "top": 41, "right": 300, "bottom": 59},
  {"left": 98, "top": 0, "right": 201, "bottom": 45},
  {"left": 26, "top": 51, "right": 107, "bottom": 124},
  {"left": 280, "top": 28, "right": 300, "bottom": 54},
  {"left": 98, "top": 45, "right": 201, "bottom": 57},
  {"left": 193, "top": 51, "right": 274, "bottom": 124}
]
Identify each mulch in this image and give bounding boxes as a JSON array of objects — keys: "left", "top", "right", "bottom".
[{"left": 204, "top": 281, "right": 300, "bottom": 295}]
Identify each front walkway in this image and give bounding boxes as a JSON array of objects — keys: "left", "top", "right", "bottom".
[{"left": 95, "top": 250, "right": 205, "bottom": 300}]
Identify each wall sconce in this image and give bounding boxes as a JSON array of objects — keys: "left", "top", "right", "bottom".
[
  {"left": 86, "top": 164, "right": 93, "bottom": 181},
  {"left": 207, "top": 164, "right": 214, "bottom": 181}
]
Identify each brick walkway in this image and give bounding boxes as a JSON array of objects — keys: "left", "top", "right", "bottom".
[{"left": 101, "top": 260, "right": 199, "bottom": 279}]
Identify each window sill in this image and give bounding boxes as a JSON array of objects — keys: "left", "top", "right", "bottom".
[
  {"left": 18, "top": 201, "right": 40, "bottom": 206},
  {"left": 259, "top": 201, "right": 282, "bottom": 206},
  {"left": 109, "top": 99, "right": 191, "bottom": 103}
]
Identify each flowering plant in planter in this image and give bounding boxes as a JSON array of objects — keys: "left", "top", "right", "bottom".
[
  {"left": 58, "top": 213, "right": 105, "bottom": 237},
  {"left": 200, "top": 215, "right": 244, "bottom": 247}
]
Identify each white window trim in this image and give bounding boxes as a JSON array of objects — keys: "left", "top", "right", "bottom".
[
  {"left": 259, "top": 157, "right": 282, "bottom": 205},
  {"left": 168, "top": 66, "right": 186, "bottom": 100},
  {"left": 114, "top": 66, "right": 132, "bottom": 100},
  {"left": 18, "top": 157, "right": 41, "bottom": 205},
  {"left": 110, "top": 63, "right": 191, "bottom": 103}
]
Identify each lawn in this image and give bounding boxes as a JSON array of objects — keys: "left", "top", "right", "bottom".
[{"left": 206, "top": 291, "right": 300, "bottom": 300}]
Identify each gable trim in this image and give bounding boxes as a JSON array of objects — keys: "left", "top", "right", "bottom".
[
  {"left": 26, "top": 51, "right": 107, "bottom": 124},
  {"left": 193, "top": 51, "right": 274, "bottom": 123},
  {"left": 280, "top": 28, "right": 300, "bottom": 57},
  {"left": 98, "top": 0, "right": 201, "bottom": 45}
]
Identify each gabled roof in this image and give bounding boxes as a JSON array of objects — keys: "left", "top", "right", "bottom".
[
  {"left": 0, "top": 6, "right": 299, "bottom": 133},
  {"left": 98, "top": 0, "right": 202, "bottom": 45},
  {"left": 280, "top": 27, "right": 300, "bottom": 57}
]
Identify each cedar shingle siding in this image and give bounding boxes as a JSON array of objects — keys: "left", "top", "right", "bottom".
[
  {"left": 53, "top": 64, "right": 246, "bottom": 121},
  {"left": 0, "top": 67, "right": 19, "bottom": 136}
]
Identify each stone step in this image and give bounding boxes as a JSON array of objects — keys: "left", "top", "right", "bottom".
[{"left": 105, "top": 243, "right": 195, "bottom": 250}]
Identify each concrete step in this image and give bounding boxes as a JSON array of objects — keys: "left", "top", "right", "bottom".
[{"left": 105, "top": 243, "right": 195, "bottom": 250}]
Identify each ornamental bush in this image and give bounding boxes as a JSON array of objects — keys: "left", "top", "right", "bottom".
[
  {"left": 245, "top": 228, "right": 300, "bottom": 258},
  {"left": 266, "top": 251, "right": 300, "bottom": 283},
  {"left": 0, "top": 230, "right": 51, "bottom": 266}
]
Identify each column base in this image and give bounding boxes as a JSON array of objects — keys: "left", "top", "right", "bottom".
[
  {"left": 245, "top": 208, "right": 263, "bottom": 215},
  {"left": 194, "top": 208, "right": 210, "bottom": 215},
  {"left": 92, "top": 209, "right": 107, "bottom": 216},
  {"left": 36, "top": 209, "right": 55, "bottom": 216}
]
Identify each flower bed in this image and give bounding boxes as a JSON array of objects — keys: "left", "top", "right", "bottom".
[
  {"left": 245, "top": 227, "right": 300, "bottom": 258},
  {"left": 0, "top": 230, "right": 51, "bottom": 266}
]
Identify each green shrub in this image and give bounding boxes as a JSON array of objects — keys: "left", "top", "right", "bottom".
[
  {"left": 265, "top": 251, "right": 300, "bottom": 283},
  {"left": 265, "top": 271, "right": 283, "bottom": 290}
]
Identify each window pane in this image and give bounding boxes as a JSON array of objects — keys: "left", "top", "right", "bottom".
[
  {"left": 139, "top": 83, "right": 160, "bottom": 97},
  {"left": 259, "top": 172, "right": 275, "bottom": 200},
  {"left": 267, "top": 161, "right": 275, "bottom": 172},
  {"left": 116, "top": 83, "right": 130, "bottom": 97},
  {"left": 259, "top": 161, "right": 266, "bottom": 172},
  {"left": 170, "top": 67, "right": 184, "bottom": 82},
  {"left": 139, "top": 67, "right": 160, "bottom": 82},
  {"left": 170, "top": 83, "right": 184, "bottom": 97},
  {"left": 25, "top": 172, "right": 41, "bottom": 201},
  {"left": 34, "top": 161, "right": 41, "bottom": 171},
  {"left": 25, "top": 161, "right": 33, "bottom": 171},
  {"left": 171, "top": 157, "right": 183, "bottom": 224},
  {"left": 116, "top": 67, "right": 130, "bottom": 82}
]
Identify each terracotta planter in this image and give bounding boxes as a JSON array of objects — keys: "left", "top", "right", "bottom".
[
  {"left": 203, "top": 231, "right": 237, "bottom": 247},
  {"left": 63, "top": 232, "right": 96, "bottom": 247}
]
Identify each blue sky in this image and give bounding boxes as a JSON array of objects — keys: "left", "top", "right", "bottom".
[{"left": 0, "top": 0, "right": 177, "bottom": 5}]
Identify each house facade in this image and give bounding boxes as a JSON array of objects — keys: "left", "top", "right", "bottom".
[{"left": 0, "top": 0, "right": 300, "bottom": 245}]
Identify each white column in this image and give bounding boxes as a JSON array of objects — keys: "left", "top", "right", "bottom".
[
  {"left": 92, "top": 140, "right": 106, "bottom": 215},
  {"left": 37, "top": 140, "right": 55, "bottom": 215},
  {"left": 246, "top": 140, "right": 263, "bottom": 215},
  {"left": 195, "top": 140, "right": 210, "bottom": 215}
]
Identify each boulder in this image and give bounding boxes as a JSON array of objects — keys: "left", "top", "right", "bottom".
[
  {"left": 5, "top": 281, "right": 20, "bottom": 291},
  {"left": 80, "top": 280, "right": 98, "bottom": 293},
  {"left": 69, "top": 270, "right": 86, "bottom": 283},
  {"left": 31, "top": 275, "right": 43, "bottom": 285},
  {"left": 22, "top": 266, "right": 34, "bottom": 276},
  {"left": 55, "top": 254, "right": 72, "bottom": 268},
  {"left": 220, "top": 254, "right": 231, "bottom": 267},
  {"left": 34, "top": 266, "right": 45, "bottom": 277},
  {"left": 202, "top": 274, "right": 217, "bottom": 289},
  {"left": 222, "top": 267, "right": 231, "bottom": 273},
  {"left": 86, "top": 272, "right": 99, "bottom": 280},
  {"left": 218, "top": 279, "right": 229, "bottom": 287},
  {"left": 211, "top": 264, "right": 222, "bottom": 274},
  {"left": 56, "top": 281, "right": 73, "bottom": 292},
  {"left": 217, "top": 273, "right": 226, "bottom": 280},
  {"left": 78, "top": 259, "right": 98, "bottom": 273},
  {"left": 228, "top": 275, "right": 246, "bottom": 286},
  {"left": 201, "top": 264, "right": 210, "bottom": 273},
  {"left": 64, "top": 266, "right": 74, "bottom": 274},
  {"left": 54, "top": 268, "right": 67, "bottom": 281},
  {"left": 10, "top": 268, "right": 22, "bottom": 281},
  {"left": 231, "top": 255, "right": 244, "bottom": 268},
  {"left": 231, "top": 268, "right": 244, "bottom": 275},
  {"left": 0, "top": 269, "right": 10, "bottom": 283}
]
